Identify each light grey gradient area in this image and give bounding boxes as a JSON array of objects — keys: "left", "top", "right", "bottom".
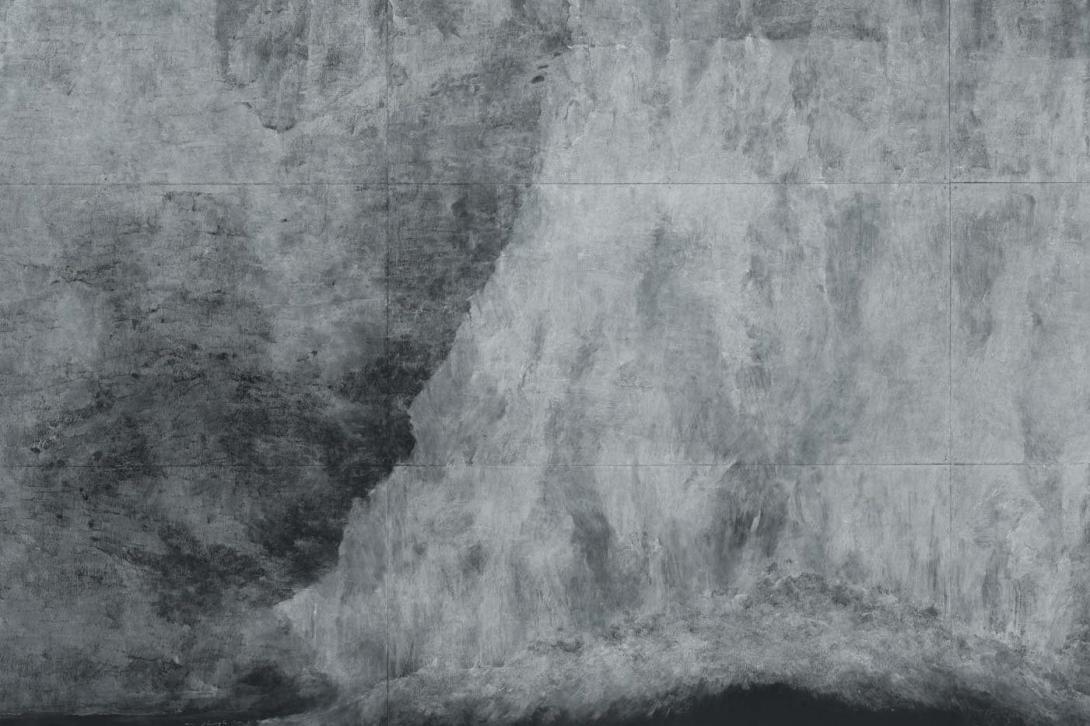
[{"left": 0, "top": 1, "right": 1089, "bottom": 725}]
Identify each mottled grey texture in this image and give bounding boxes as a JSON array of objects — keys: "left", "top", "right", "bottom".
[
  {"left": 285, "top": 185, "right": 1086, "bottom": 724},
  {"left": 0, "top": 0, "right": 556, "bottom": 715},
  {"left": 953, "top": 0, "right": 1090, "bottom": 180},
  {"left": 953, "top": 185, "right": 1090, "bottom": 464},
  {"left": 2, "top": 0, "right": 1090, "bottom": 724}
]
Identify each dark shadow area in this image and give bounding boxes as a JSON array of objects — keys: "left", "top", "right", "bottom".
[
  {"left": 0, "top": 714, "right": 268, "bottom": 726},
  {"left": 0, "top": 711, "right": 267, "bottom": 726},
  {"left": 0, "top": 667, "right": 334, "bottom": 726},
  {"left": 2, "top": 0, "right": 573, "bottom": 712},
  {"left": 511, "top": 684, "right": 1032, "bottom": 726},
  {"left": 2, "top": 681, "right": 1038, "bottom": 726}
]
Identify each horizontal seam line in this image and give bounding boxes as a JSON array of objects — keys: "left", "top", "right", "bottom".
[{"left": 0, "top": 180, "right": 1088, "bottom": 187}]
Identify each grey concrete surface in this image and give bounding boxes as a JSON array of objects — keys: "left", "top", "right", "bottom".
[{"left": 1, "top": 0, "right": 1089, "bottom": 724}]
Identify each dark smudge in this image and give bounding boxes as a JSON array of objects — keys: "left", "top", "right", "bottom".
[
  {"left": 952, "top": 76, "right": 991, "bottom": 174},
  {"left": 710, "top": 464, "right": 787, "bottom": 584},
  {"left": 960, "top": 0, "right": 1090, "bottom": 58},
  {"left": 964, "top": 0, "right": 998, "bottom": 53},
  {"left": 954, "top": 194, "right": 1034, "bottom": 351},
  {"left": 8, "top": 188, "right": 386, "bottom": 712},
  {"left": 656, "top": 0, "right": 909, "bottom": 43},
  {"left": 215, "top": 0, "right": 310, "bottom": 132},
  {"left": 750, "top": 0, "right": 817, "bottom": 41},
  {"left": 390, "top": 184, "right": 531, "bottom": 404},
  {"left": 824, "top": 192, "right": 882, "bottom": 330}
]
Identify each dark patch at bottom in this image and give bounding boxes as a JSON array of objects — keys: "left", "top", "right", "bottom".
[
  {"left": 1, "top": 701, "right": 310, "bottom": 726},
  {"left": 514, "top": 684, "right": 1032, "bottom": 726},
  {"left": 17, "top": 681, "right": 1033, "bottom": 726},
  {"left": 0, "top": 665, "right": 334, "bottom": 726}
]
